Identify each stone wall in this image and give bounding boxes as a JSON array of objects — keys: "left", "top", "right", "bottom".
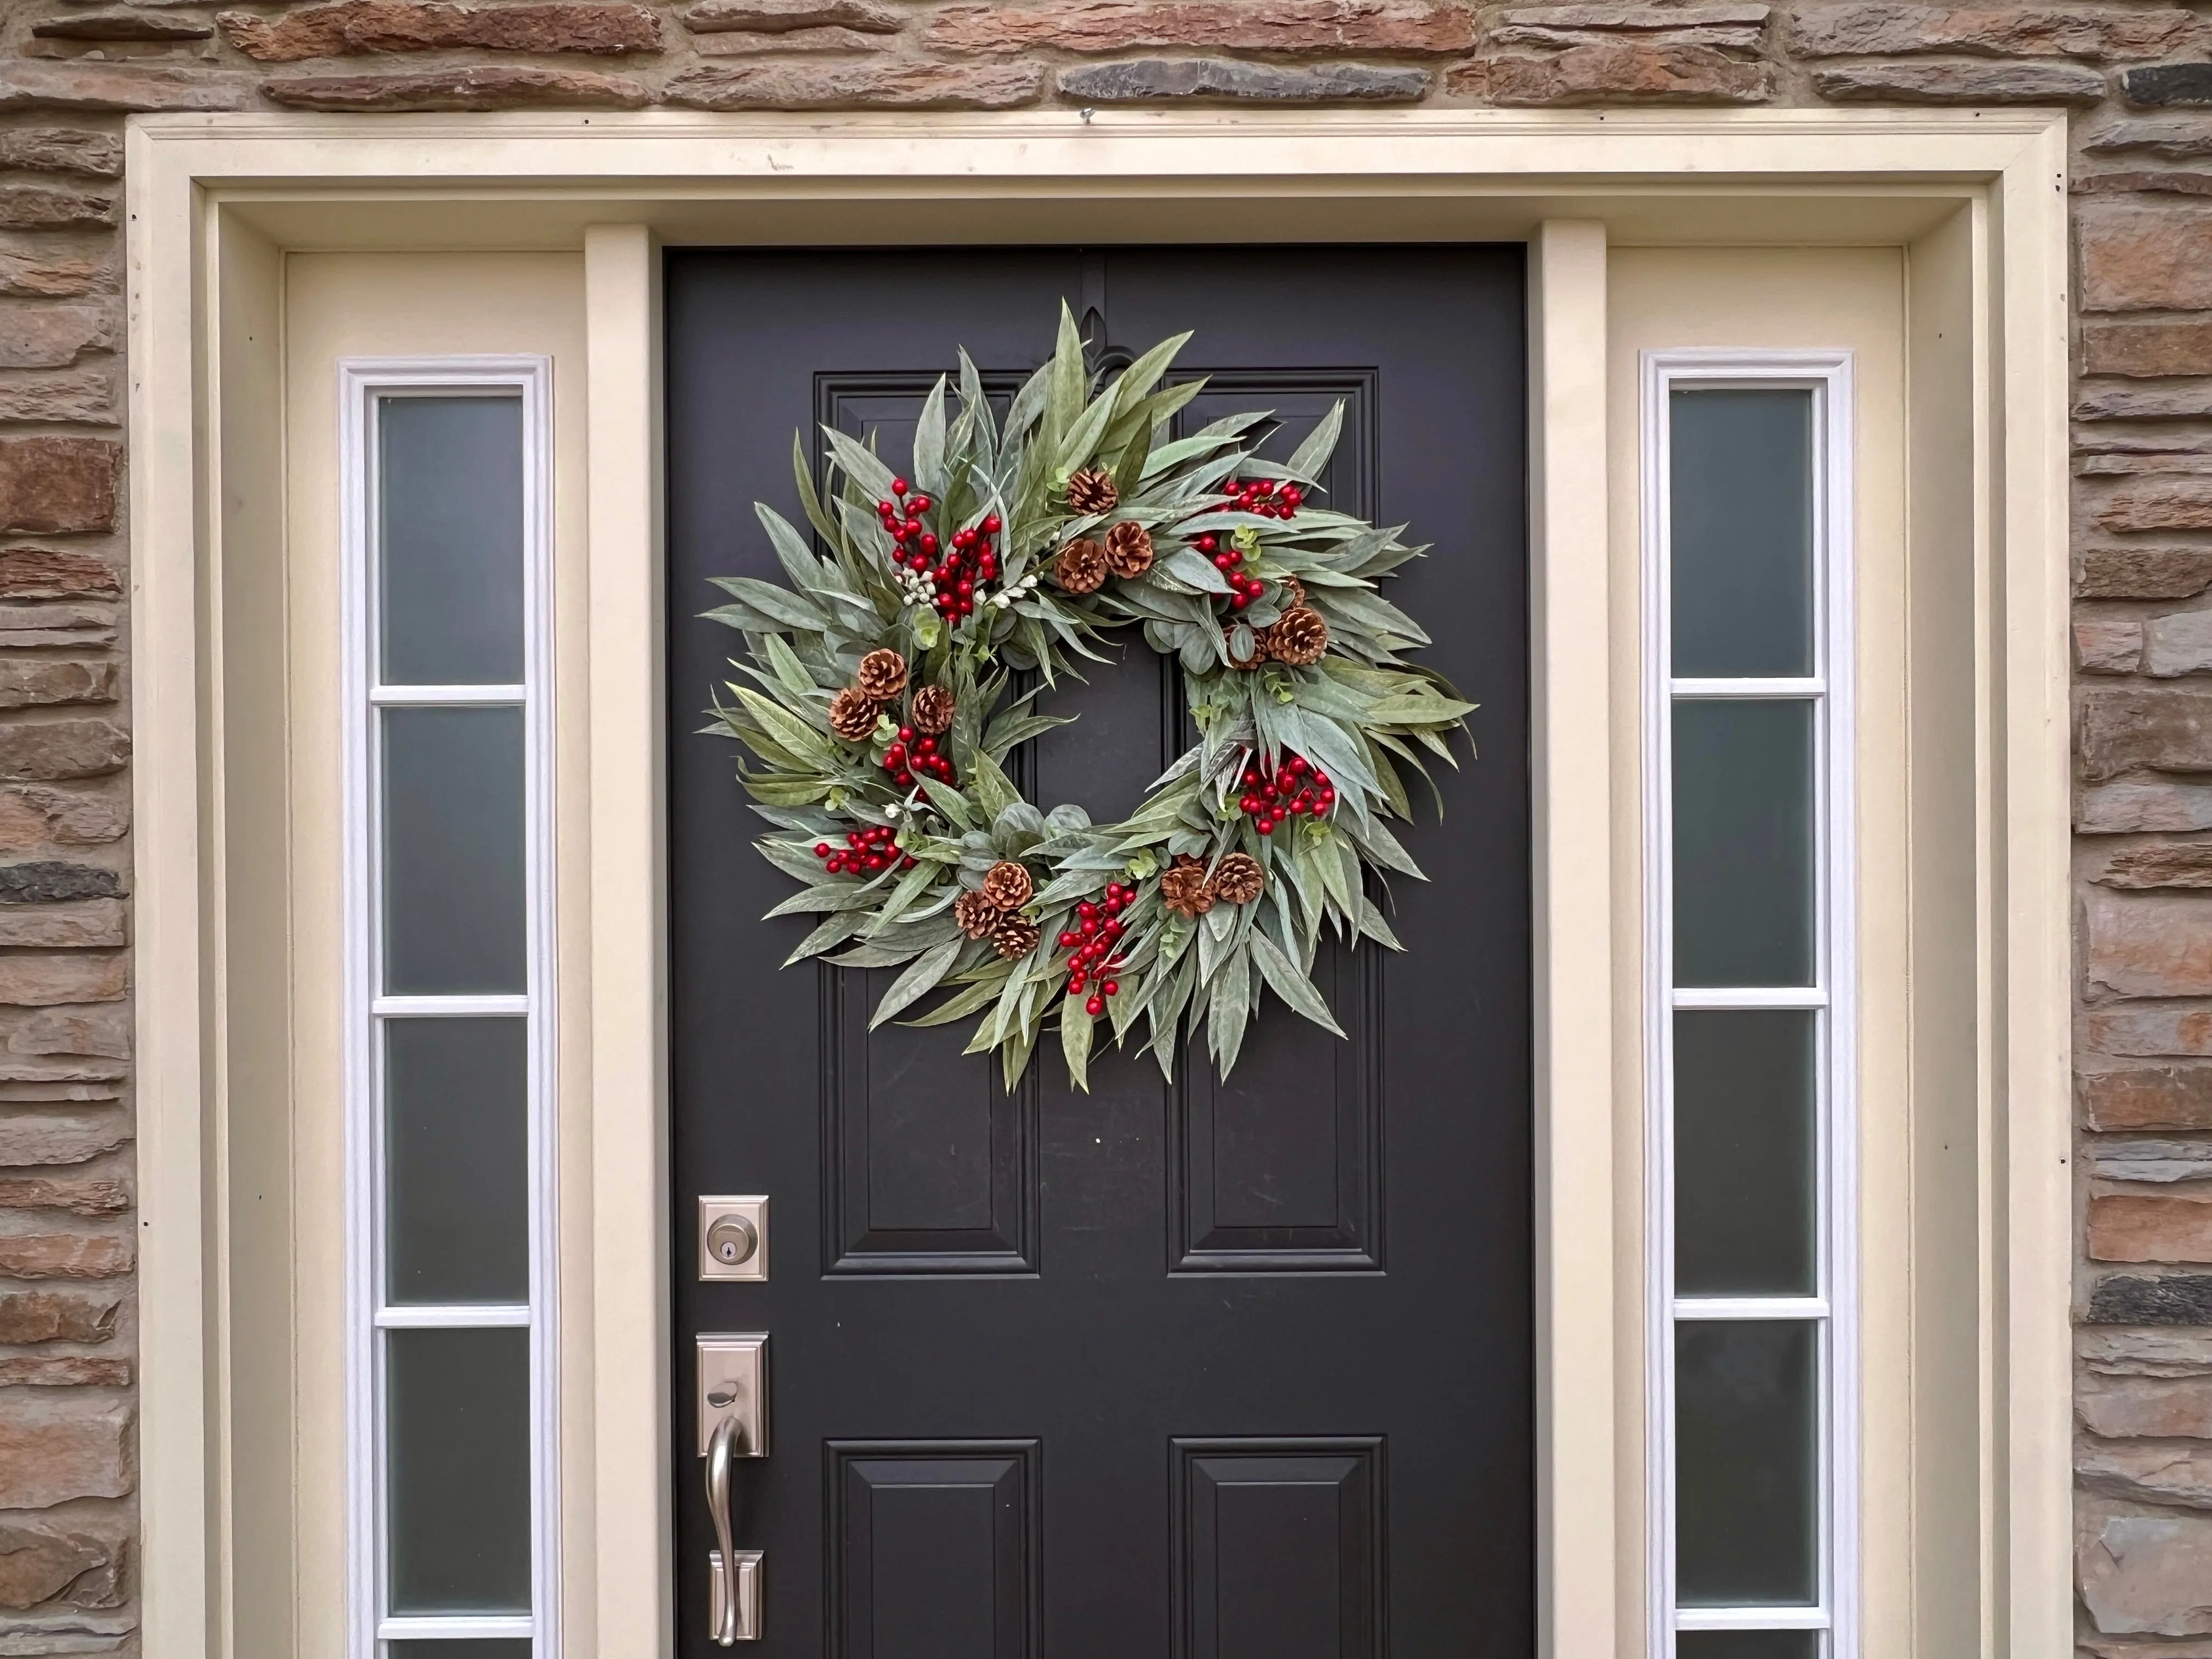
[{"left": 0, "top": 0, "right": 2204, "bottom": 1650}]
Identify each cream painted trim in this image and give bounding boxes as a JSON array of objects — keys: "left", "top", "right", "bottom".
[
  {"left": 1998, "top": 120, "right": 2076, "bottom": 1659},
  {"left": 129, "top": 115, "right": 218, "bottom": 1659},
  {"left": 1528, "top": 218, "right": 1617, "bottom": 1659},
  {"left": 125, "top": 109, "right": 2074, "bottom": 1659},
  {"left": 581, "top": 223, "right": 670, "bottom": 1659}
]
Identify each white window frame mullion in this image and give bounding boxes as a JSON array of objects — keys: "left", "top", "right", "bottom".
[
  {"left": 1641, "top": 348, "right": 1859, "bottom": 1659},
  {"left": 370, "top": 683, "right": 531, "bottom": 707},
  {"left": 1674, "top": 1607, "right": 1835, "bottom": 1633},
  {"left": 376, "top": 1616, "right": 538, "bottom": 1643},
  {"left": 342, "top": 357, "right": 560, "bottom": 1659}
]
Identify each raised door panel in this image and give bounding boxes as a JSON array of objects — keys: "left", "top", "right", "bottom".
[
  {"left": 1163, "top": 368, "right": 1387, "bottom": 1273},
  {"left": 823, "top": 968, "right": 1039, "bottom": 1273},
  {"left": 815, "top": 374, "right": 1042, "bottom": 1276},
  {"left": 1172, "top": 1438, "right": 1385, "bottom": 1659},
  {"left": 828, "top": 1442, "right": 1040, "bottom": 1659},
  {"left": 1172, "top": 939, "right": 1381, "bottom": 1271}
]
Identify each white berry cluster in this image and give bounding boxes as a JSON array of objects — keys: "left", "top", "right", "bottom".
[
  {"left": 988, "top": 573, "right": 1045, "bottom": 610},
  {"left": 894, "top": 563, "right": 939, "bottom": 607}
]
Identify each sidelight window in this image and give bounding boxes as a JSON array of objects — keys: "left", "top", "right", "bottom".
[
  {"left": 1643, "top": 354, "right": 1857, "bottom": 1659},
  {"left": 342, "top": 362, "right": 557, "bottom": 1659}
]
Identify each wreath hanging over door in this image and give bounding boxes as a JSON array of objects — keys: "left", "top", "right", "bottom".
[{"left": 706, "top": 306, "right": 1475, "bottom": 1090}]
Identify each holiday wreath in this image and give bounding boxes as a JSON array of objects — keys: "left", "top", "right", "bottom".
[{"left": 706, "top": 306, "right": 1475, "bottom": 1091}]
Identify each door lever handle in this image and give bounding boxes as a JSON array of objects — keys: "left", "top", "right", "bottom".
[{"left": 704, "top": 1414, "right": 763, "bottom": 1643}]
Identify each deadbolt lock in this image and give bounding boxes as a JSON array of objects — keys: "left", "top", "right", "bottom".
[
  {"left": 698, "top": 1195, "right": 769, "bottom": 1282},
  {"left": 708, "top": 1215, "right": 757, "bottom": 1267}
]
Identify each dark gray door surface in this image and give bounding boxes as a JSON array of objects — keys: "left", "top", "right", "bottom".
[{"left": 665, "top": 247, "right": 1531, "bottom": 1657}]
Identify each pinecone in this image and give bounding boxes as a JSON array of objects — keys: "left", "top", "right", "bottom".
[
  {"left": 828, "top": 686, "right": 880, "bottom": 743},
  {"left": 1283, "top": 575, "right": 1307, "bottom": 608},
  {"left": 1160, "top": 854, "right": 1216, "bottom": 919},
  {"left": 953, "top": 889, "right": 1002, "bottom": 940},
  {"left": 856, "top": 648, "right": 909, "bottom": 701},
  {"left": 1065, "top": 467, "right": 1119, "bottom": 516},
  {"left": 910, "top": 684, "right": 956, "bottom": 735},
  {"left": 1104, "top": 521, "right": 1155, "bottom": 578},
  {"left": 1225, "top": 624, "right": 1267, "bottom": 672},
  {"left": 981, "top": 860, "right": 1034, "bottom": 910},
  {"left": 1052, "top": 538, "right": 1108, "bottom": 595},
  {"left": 1267, "top": 605, "right": 1330, "bottom": 667},
  {"left": 990, "top": 913, "right": 1041, "bottom": 962},
  {"left": 1209, "top": 852, "right": 1265, "bottom": 906}
]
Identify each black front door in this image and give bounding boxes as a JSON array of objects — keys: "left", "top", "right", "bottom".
[{"left": 665, "top": 246, "right": 1531, "bottom": 1656}]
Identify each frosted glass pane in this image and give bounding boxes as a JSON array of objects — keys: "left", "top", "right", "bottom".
[
  {"left": 382, "top": 707, "right": 526, "bottom": 995},
  {"left": 1677, "top": 1634, "right": 1819, "bottom": 1659},
  {"left": 379, "top": 396, "right": 525, "bottom": 686},
  {"left": 1672, "top": 699, "right": 1814, "bottom": 988},
  {"left": 1670, "top": 388, "right": 1814, "bottom": 679},
  {"left": 1677, "top": 1321, "right": 1819, "bottom": 1606},
  {"left": 385, "top": 1018, "right": 528, "bottom": 1305},
  {"left": 387, "top": 1326, "right": 531, "bottom": 1613},
  {"left": 388, "top": 1645, "right": 531, "bottom": 1658},
  {"left": 1674, "top": 1011, "right": 1817, "bottom": 1297}
]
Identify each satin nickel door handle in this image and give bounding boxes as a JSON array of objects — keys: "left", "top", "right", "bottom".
[
  {"left": 699, "top": 1333, "right": 768, "bottom": 1643},
  {"left": 704, "top": 1414, "right": 762, "bottom": 1643}
]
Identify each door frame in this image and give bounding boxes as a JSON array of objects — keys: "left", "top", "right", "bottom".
[{"left": 128, "top": 108, "right": 2071, "bottom": 1659}]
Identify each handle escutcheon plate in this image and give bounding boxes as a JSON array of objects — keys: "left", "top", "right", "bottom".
[
  {"left": 696, "top": 1332, "right": 769, "bottom": 1457},
  {"left": 708, "top": 1548, "right": 763, "bottom": 1644}
]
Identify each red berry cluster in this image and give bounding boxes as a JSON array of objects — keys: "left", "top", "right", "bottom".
[
  {"left": 1192, "top": 529, "right": 1264, "bottom": 612},
  {"left": 881, "top": 724, "right": 956, "bottom": 792},
  {"left": 815, "top": 825, "right": 916, "bottom": 877},
  {"left": 877, "top": 478, "right": 1000, "bottom": 622},
  {"left": 1223, "top": 476, "right": 1305, "bottom": 521},
  {"left": 1202, "top": 477, "right": 1304, "bottom": 611},
  {"left": 1057, "top": 882, "right": 1133, "bottom": 1016},
  {"left": 1238, "top": 753, "right": 1335, "bottom": 835}
]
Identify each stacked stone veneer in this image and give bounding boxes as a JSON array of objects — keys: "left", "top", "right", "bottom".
[{"left": 2, "top": 0, "right": 2211, "bottom": 1649}]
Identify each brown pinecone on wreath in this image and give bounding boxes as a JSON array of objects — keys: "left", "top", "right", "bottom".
[
  {"left": 953, "top": 889, "right": 1001, "bottom": 940},
  {"left": 856, "top": 648, "right": 909, "bottom": 701},
  {"left": 1209, "top": 852, "right": 1265, "bottom": 906},
  {"left": 1065, "top": 466, "right": 1119, "bottom": 516},
  {"left": 990, "top": 912, "right": 1041, "bottom": 962},
  {"left": 981, "top": 859, "right": 1034, "bottom": 910},
  {"left": 1225, "top": 624, "right": 1267, "bottom": 671},
  {"left": 1267, "top": 605, "right": 1330, "bottom": 667},
  {"left": 1160, "top": 854, "right": 1216, "bottom": 919},
  {"left": 1104, "top": 521, "right": 1155, "bottom": 578},
  {"left": 1283, "top": 575, "right": 1307, "bottom": 608},
  {"left": 910, "top": 684, "right": 955, "bottom": 735},
  {"left": 827, "top": 686, "right": 880, "bottom": 743},
  {"left": 1052, "top": 538, "right": 1108, "bottom": 595}
]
